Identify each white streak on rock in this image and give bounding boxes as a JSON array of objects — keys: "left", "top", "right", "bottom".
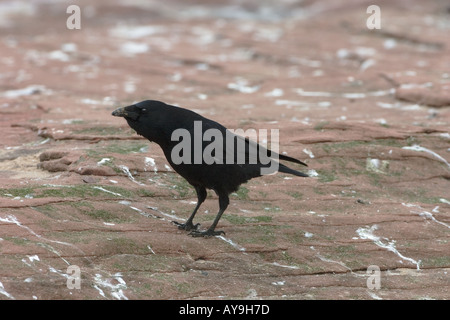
[
  {"left": 402, "top": 145, "right": 450, "bottom": 168},
  {"left": 356, "top": 225, "right": 421, "bottom": 270}
]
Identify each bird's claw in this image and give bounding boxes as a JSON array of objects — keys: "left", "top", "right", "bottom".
[
  {"left": 173, "top": 221, "right": 224, "bottom": 237},
  {"left": 172, "top": 221, "right": 200, "bottom": 231},
  {"left": 189, "top": 229, "right": 225, "bottom": 238}
]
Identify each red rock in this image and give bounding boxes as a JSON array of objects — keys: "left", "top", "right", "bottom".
[
  {"left": 77, "top": 166, "right": 117, "bottom": 176},
  {"left": 396, "top": 87, "right": 450, "bottom": 108},
  {"left": 0, "top": 0, "right": 448, "bottom": 300}
]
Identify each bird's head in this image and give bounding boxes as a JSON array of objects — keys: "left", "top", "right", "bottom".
[
  {"left": 111, "top": 100, "right": 170, "bottom": 143},
  {"left": 112, "top": 100, "right": 169, "bottom": 121},
  {"left": 112, "top": 102, "right": 145, "bottom": 121}
]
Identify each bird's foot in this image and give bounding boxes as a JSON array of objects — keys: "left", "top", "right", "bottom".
[
  {"left": 189, "top": 228, "right": 225, "bottom": 238},
  {"left": 172, "top": 221, "right": 200, "bottom": 231}
]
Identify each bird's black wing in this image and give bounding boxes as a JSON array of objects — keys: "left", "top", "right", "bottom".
[
  {"left": 195, "top": 116, "right": 308, "bottom": 178},
  {"left": 239, "top": 135, "right": 308, "bottom": 166}
]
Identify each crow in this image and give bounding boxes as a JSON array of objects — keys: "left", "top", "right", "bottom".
[{"left": 112, "top": 100, "right": 308, "bottom": 237}]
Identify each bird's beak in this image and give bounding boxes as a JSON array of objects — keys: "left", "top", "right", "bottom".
[
  {"left": 112, "top": 107, "right": 127, "bottom": 117},
  {"left": 112, "top": 106, "right": 140, "bottom": 121}
]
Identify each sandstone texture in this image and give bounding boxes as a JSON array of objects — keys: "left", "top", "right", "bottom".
[{"left": 0, "top": 0, "right": 449, "bottom": 300}]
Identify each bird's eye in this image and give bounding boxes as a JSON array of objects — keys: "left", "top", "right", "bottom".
[{"left": 141, "top": 108, "right": 147, "bottom": 112}]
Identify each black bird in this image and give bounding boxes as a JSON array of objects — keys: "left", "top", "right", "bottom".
[{"left": 112, "top": 100, "right": 308, "bottom": 237}]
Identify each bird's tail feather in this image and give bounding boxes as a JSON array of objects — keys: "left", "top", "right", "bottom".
[
  {"left": 278, "top": 163, "right": 309, "bottom": 177},
  {"left": 278, "top": 154, "right": 308, "bottom": 167}
]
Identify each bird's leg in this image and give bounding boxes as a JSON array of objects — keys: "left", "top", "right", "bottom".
[
  {"left": 190, "top": 193, "right": 229, "bottom": 237},
  {"left": 173, "top": 186, "right": 206, "bottom": 231},
  {"left": 173, "top": 203, "right": 201, "bottom": 231}
]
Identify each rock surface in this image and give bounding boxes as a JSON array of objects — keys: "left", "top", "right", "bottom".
[{"left": 0, "top": 0, "right": 449, "bottom": 300}]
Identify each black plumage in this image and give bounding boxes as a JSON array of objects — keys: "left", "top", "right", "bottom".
[{"left": 112, "top": 100, "right": 308, "bottom": 237}]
